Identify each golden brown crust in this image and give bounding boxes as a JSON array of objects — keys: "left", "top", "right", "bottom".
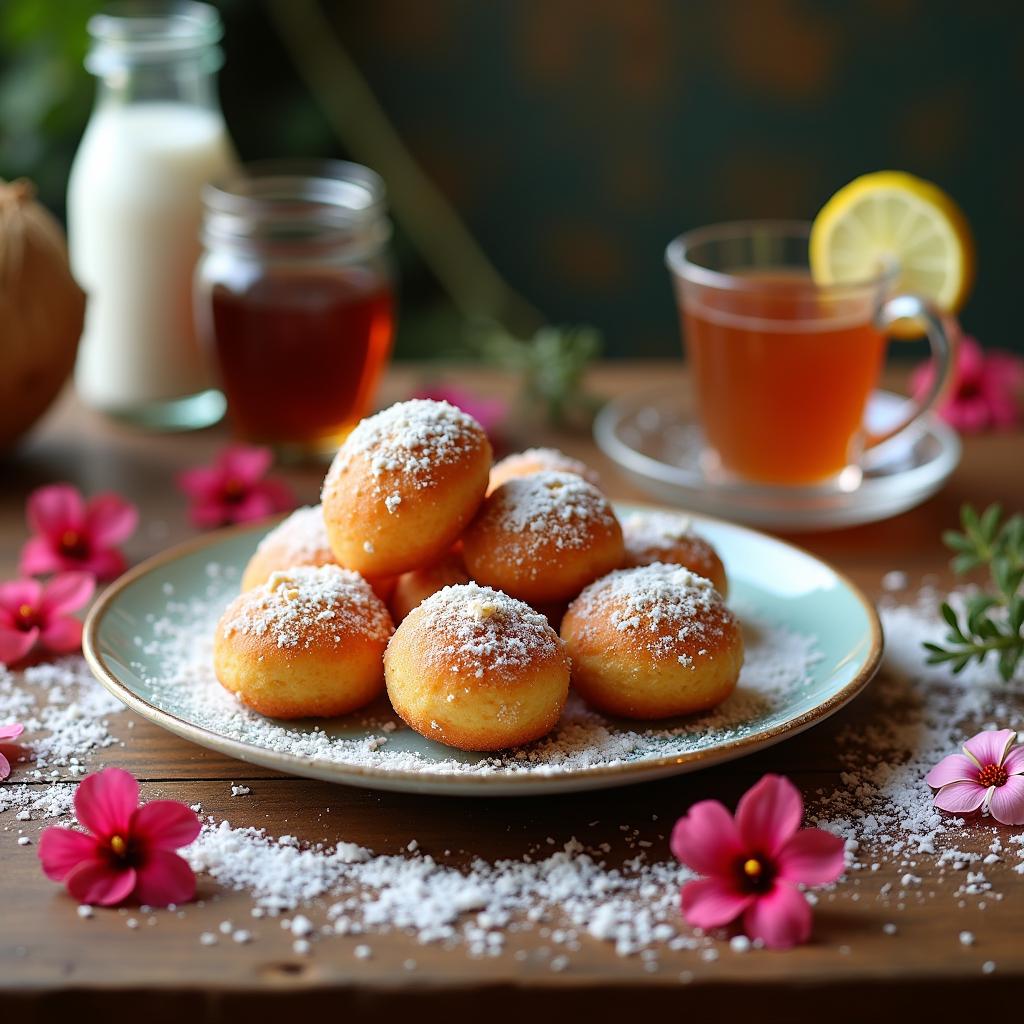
[
  {"left": 389, "top": 551, "right": 470, "bottom": 623},
  {"left": 462, "top": 472, "right": 624, "bottom": 605},
  {"left": 384, "top": 583, "right": 570, "bottom": 750},
  {"left": 561, "top": 563, "right": 742, "bottom": 719}
]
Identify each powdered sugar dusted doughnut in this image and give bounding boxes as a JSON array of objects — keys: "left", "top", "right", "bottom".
[
  {"left": 622, "top": 510, "right": 728, "bottom": 596},
  {"left": 462, "top": 472, "right": 624, "bottom": 605},
  {"left": 488, "top": 446, "right": 601, "bottom": 494},
  {"left": 241, "top": 505, "right": 336, "bottom": 591},
  {"left": 322, "top": 400, "right": 491, "bottom": 577},
  {"left": 214, "top": 564, "right": 394, "bottom": 719},
  {"left": 389, "top": 550, "right": 470, "bottom": 623},
  {"left": 384, "top": 583, "right": 570, "bottom": 751},
  {"left": 561, "top": 563, "right": 742, "bottom": 719}
]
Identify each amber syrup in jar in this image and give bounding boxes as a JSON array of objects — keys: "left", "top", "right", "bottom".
[{"left": 196, "top": 161, "right": 394, "bottom": 456}]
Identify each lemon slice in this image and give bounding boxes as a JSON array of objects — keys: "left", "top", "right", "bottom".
[{"left": 809, "top": 170, "right": 974, "bottom": 312}]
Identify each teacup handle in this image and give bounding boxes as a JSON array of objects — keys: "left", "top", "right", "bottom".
[{"left": 865, "top": 293, "right": 960, "bottom": 449}]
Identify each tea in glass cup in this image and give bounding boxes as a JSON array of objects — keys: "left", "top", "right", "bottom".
[{"left": 665, "top": 221, "right": 958, "bottom": 487}]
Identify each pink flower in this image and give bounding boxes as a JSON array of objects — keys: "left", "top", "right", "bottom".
[
  {"left": 926, "top": 728, "right": 1024, "bottom": 826},
  {"left": 412, "top": 385, "right": 508, "bottom": 438},
  {"left": 38, "top": 767, "right": 201, "bottom": 907},
  {"left": 177, "top": 445, "right": 296, "bottom": 529},
  {"left": 0, "top": 572, "right": 96, "bottom": 666},
  {"left": 20, "top": 484, "right": 138, "bottom": 581},
  {"left": 911, "top": 336, "right": 1024, "bottom": 433},
  {"left": 671, "top": 774, "right": 846, "bottom": 949},
  {"left": 0, "top": 722, "right": 25, "bottom": 781}
]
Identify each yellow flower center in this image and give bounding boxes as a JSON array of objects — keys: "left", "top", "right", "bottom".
[
  {"left": 18, "top": 604, "right": 34, "bottom": 620},
  {"left": 110, "top": 835, "right": 127, "bottom": 856},
  {"left": 743, "top": 857, "right": 763, "bottom": 878}
]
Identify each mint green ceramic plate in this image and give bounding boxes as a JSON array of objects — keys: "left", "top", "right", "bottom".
[{"left": 83, "top": 505, "right": 882, "bottom": 796}]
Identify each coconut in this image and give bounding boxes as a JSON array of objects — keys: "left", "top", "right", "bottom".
[{"left": 0, "top": 178, "right": 86, "bottom": 448}]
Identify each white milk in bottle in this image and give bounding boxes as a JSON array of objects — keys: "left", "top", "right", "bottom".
[{"left": 69, "top": 2, "right": 236, "bottom": 428}]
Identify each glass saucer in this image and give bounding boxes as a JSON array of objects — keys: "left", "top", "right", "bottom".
[{"left": 594, "top": 388, "right": 960, "bottom": 531}]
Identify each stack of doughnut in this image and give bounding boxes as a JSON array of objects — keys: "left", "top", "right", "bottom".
[{"left": 214, "top": 398, "right": 743, "bottom": 750}]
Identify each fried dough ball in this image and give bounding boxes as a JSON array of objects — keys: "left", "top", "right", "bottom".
[
  {"left": 241, "top": 505, "right": 394, "bottom": 602},
  {"left": 322, "top": 400, "right": 492, "bottom": 577},
  {"left": 488, "top": 446, "right": 601, "bottom": 494},
  {"left": 214, "top": 564, "right": 394, "bottom": 719},
  {"left": 384, "top": 583, "right": 570, "bottom": 751},
  {"left": 560, "top": 563, "right": 743, "bottom": 720},
  {"left": 462, "top": 472, "right": 624, "bottom": 605},
  {"left": 621, "top": 510, "right": 728, "bottom": 596},
  {"left": 389, "top": 550, "right": 470, "bottom": 623}
]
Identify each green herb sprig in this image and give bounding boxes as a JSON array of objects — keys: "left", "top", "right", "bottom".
[{"left": 923, "top": 504, "right": 1024, "bottom": 681}]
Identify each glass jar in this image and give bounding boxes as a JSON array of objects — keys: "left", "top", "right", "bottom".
[
  {"left": 195, "top": 161, "right": 396, "bottom": 458},
  {"left": 69, "top": 1, "right": 236, "bottom": 429}
]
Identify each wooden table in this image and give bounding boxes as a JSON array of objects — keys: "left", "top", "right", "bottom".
[{"left": 1, "top": 362, "right": 1021, "bottom": 1022}]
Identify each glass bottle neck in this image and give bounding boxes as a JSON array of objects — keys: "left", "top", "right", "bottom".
[{"left": 92, "top": 54, "right": 222, "bottom": 110}]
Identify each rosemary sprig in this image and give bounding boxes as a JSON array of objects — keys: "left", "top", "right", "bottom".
[{"left": 923, "top": 504, "right": 1024, "bottom": 681}]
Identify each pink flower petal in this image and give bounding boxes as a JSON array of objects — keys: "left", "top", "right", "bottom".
[
  {"left": 230, "top": 489, "right": 285, "bottom": 525},
  {"left": 80, "top": 548, "right": 127, "bottom": 582},
  {"left": 0, "top": 722, "right": 24, "bottom": 742},
  {"left": 0, "top": 578, "right": 43, "bottom": 611},
  {"left": 74, "top": 767, "right": 139, "bottom": 838},
  {"left": 65, "top": 859, "right": 137, "bottom": 906},
  {"left": 670, "top": 799, "right": 744, "bottom": 877},
  {"left": 220, "top": 445, "right": 273, "bottom": 485},
  {"left": 925, "top": 753, "right": 980, "bottom": 789},
  {"left": 85, "top": 494, "right": 138, "bottom": 548},
  {"left": 38, "top": 827, "right": 99, "bottom": 881},
  {"left": 38, "top": 615, "right": 84, "bottom": 655},
  {"left": 131, "top": 801, "right": 201, "bottom": 850},
  {"left": 963, "top": 729, "right": 1016, "bottom": 769},
  {"left": 177, "top": 465, "right": 226, "bottom": 501},
  {"left": 18, "top": 536, "right": 65, "bottom": 576},
  {"left": 776, "top": 828, "right": 846, "bottom": 885},
  {"left": 933, "top": 780, "right": 987, "bottom": 815},
  {"left": 132, "top": 849, "right": 196, "bottom": 906},
  {"left": 26, "top": 484, "right": 84, "bottom": 538},
  {"left": 735, "top": 774, "right": 803, "bottom": 856},
  {"left": 187, "top": 499, "right": 233, "bottom": 529},
  {"left": 742, "top": 882, "right": 813, "bottom": 949},
  {"left": 1002, "top": 745, "right": 1024, "bottom": 777},
  {"left": 39, "top": 572, "right": 95, "bottom": 617},
  {"left": 0, "top": 625, "right": 39, "bottom": 665},
  {"left": 680, "top": 877, "right": 754, "bottom": 930},
  {"left": 987, "top": 776, "right": 1024, "bottom": 826},
  {"left": 0, "top": 750, "right": 9, "bottom": 780}
]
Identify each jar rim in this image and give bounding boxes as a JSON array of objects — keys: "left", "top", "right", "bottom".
[
  {"left": 86, "top": 1, "right": 222, "bottom": 69},
  {"left": 201, "top": 160, "right": 390, "bottom": 258}
]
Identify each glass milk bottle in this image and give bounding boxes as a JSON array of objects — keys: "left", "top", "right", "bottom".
[{"left": 69, "top": 1, "right": 236, "bottom": 429}]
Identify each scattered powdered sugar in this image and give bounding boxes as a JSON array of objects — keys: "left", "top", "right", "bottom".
[
  {"left": 0, "top": 657, "right": 124, "bottom": 818},
  {"left": 128, "top": 565, "right": 815, "bottom": 777},
  {"left": 220, "top": 564, "right": 392, "bottom": 650},
  {"left": 187, "top": 822, "right": 693, "bottom": 956},
  {"left": 322, "top": 400, "right": 483, "bottom": 503},
  {"left": 253, "top": 505, "right": 332, "bottom": 565},
  {"left": 568, "top": 563, "right": 733, "bottom": 666},
  {"left": 809, "top": 588, "right": 1024, "bottom": 894},
  {"left": 491, "top": 447, "right": 601, "bottom": 487},
  {"left": 407, "top": 583, "right": 562, "bottom": 681}
]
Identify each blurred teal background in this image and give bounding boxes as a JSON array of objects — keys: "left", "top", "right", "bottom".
[{"left": 2, "top": 0, "right": 1020, "bottom": 358}]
